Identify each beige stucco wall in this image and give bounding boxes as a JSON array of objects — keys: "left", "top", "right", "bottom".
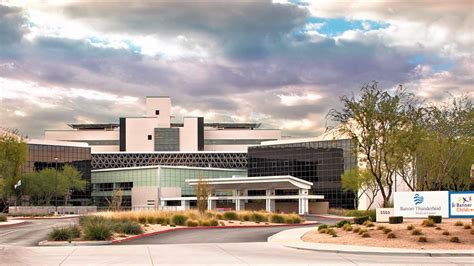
[
  {"left": 125, "top": 117, "right": 157, "bottom": 152},
  {"left": 145, "top": 97, "right": 171, "bottom": 128},
  {"left": 45, "top": 130, "right": 119, "bottom": 153},
  {"left": 179, "top": 117, "right": 198, "bottom": 151}
]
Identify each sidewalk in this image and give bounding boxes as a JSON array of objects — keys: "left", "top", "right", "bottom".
[{"left": 268, "top": 226, "right": 474, "bottom": 257}]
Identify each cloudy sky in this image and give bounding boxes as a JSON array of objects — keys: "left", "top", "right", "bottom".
[{"left": 0, "top": 0, "right": 472, "bottom": 138}]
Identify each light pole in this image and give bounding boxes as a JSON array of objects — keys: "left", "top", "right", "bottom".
[{"left": 54, "top": 157, "right": 58, "bottom": 214}]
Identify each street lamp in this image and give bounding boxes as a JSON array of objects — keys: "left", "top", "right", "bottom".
[{"left": 54, "top": 157, "right": 58, "bottom": 214}]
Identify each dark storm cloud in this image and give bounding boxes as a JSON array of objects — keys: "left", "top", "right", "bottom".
[{"left": 62, "top": 1, "right": 308, "bottom": 59}]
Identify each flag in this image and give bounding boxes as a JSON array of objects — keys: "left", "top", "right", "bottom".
[{"left": 14, "top": 180, "right": 21, "bottom": 189}]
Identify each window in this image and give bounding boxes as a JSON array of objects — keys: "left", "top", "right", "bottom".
[
  {"left": 148, "top": 135, "right": 152, "bottom": 140},
  {"left": 155, "top": 110, "right": 160, "bottom": 115}
]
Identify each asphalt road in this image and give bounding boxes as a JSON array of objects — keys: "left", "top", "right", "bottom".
[
  {"left": 0, "top": 218, "right": 78, "bottom": 247},
  {"left": 118, "top": 215, "right": 338, "bottom": 245}
]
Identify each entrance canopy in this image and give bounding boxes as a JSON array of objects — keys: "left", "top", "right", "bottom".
[{"left": 186, "top": 175, "right": 313, "bottom": 191}]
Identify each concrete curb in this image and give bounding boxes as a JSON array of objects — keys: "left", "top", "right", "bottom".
[
  {"left": 268, "top": 226, "right": 474, "bottom": 257},
  {"left": 39, "top": 240, "right": 112, "bottom": 246},
  {"left": 112, "top": 222, "right": 318, "bottom": 244},
  {"left": 0, "top": 220, "right": 28, "bottom": 228}
]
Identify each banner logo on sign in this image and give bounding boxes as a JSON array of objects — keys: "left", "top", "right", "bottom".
[{"left": 414, "top": 194, "right": 424, "bottom": 205}]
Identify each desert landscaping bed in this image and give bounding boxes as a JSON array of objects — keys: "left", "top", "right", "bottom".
[
  {"left": 45, "top": 210, "right": 308, "bottom": 243},
  {"left": 302, "top": 218, "right": 474, "bottom": 250}
]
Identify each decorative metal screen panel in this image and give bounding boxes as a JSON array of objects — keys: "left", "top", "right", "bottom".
[{"left": 92, "top": 152, "right": 248, "bottom": 170}]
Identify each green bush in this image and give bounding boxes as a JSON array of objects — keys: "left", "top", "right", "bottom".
[
  {"left": 115, "top": 221, "right": 143, "bottom": 235},
  {"left": 270, "top": 214, "right": 285, "bottom": 223},
  {"left": 363, "top": 221, "right": 374, "bottom": 227},
  {"left": 48, "top": 227, "right": 74, "bottom": 241},
  {"left": 335, "top": 220, "right": 352, "bottom": 228},
  {"left": 223, "top": 211, "right": 239, "bottom": 220},
  {"left": 326, "top": 228, "right": 337, "bottom": 235},
  {"left": 353, "top": 216, "right": 369, "bottom": 225},
  {"left": 450, "top": 236, "right": 460, "bottom": 243},
  {"left": 79, "top": 215, "right": 106, "bottom": 226},
  {"left": 138, "top": 216, "right": 147, "bottom": 224},
  {"left": 343, "top": 223, "right": 353, "bottom": 231},
  {"left": 344, "top": 210, "right": 376, "bottom": 221},
  {"left": 428, "top": 215, "right": 442, "bottom": 223},
  {"left": 215, "top": 213, "right": 223, "bottom": 220},
  {"left": 284, "top": 216, "right": 302, "bottom": 224},
  {"left": 0, "top": 213, "right": 7, "bottom": 222},
  {"left": 318, "top": 224, "right": 328, "bottom": 231},
  {"left": 240, "top": 214, "right": 251, "bottom": 221},
  {"left": 361, "top": 232, "right": 370, "bottom": 238},
  {"left": 186, "top": 220, "right": 199, "bottom": 227},
  {"left": 418, "top": 236, "right": 427, "bottom": 242},
  {"left": 171, "top": 214, "right": 188, "bottom": 226},
  {"left": 389, "top": 216, "right": 403, "bottom": 224},
  {"left": 387, "top": 232, "right": 396, "bottom": 239},
  {"left": 69, "top": 224, "right": 81, "bottom": 238},
  {"left": 250, "top": 212, "right": 267, "bottom": 223},
  {"left": 421, "top": 219, "right": 435, "bottom": 227},
  {"left": 83, "top": 222, "right": 113, "bottom": 241},
  {"left": 411, "top": 229, "right": 423, "bottom": 236},
  {"left": 454, "top": 220, "right": 463, "bottom": 226}
]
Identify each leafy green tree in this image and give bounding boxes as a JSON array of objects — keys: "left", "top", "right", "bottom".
[
  {"left": 329, "top": 81, "right": 420, "bottom": 207},
  {"left": 0, "top": 128, "right": 28, "bottom": 211},
  {"left": 62, "top": 165, "right": 87, "bottom": 206},
  {"left": 341, "top": 168, "right": 381, "bottom": 210}
]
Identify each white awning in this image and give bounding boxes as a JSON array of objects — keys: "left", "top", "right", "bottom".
[{"left": 186, "top": 175, "right": 313, "bottom": 190}]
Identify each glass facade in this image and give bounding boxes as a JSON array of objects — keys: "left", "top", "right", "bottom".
[
  {"left": 24, "top": 143, "right": 92, "bottom": 205},
  {"left": 154, "top": 128, "right": 180, "bottom": 151},
  {"left": 91, "top": 166, "right": 246, "bottom": 208},
  {"left": 248, "top": 139, "right": 356, "bottom": 209}
]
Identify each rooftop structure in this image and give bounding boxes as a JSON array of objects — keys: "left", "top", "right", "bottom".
[{"left": 45, "top": 96, "right": 280, "bottom": 153}]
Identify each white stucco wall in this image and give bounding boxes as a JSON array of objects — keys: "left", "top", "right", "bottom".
[
  {"left": 145, "top": 97, "right": 171, "bottom": 128},
  {"left": 204, "top": 129, "right": 280, "bottom": 140},
  {"left": 179, "top": 117, "right": 198, "bottom": 151},
  {"left": 125, "top": 117, "right": 157, "bottom": 152},
  {"left": 45, "top": 130, "right": 119, "bottom": 153}
]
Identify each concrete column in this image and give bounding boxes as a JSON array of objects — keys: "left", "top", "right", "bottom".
[
  {"left": 298, "top": 189, "right": 309, "bottom": 215},
  {"left": 181, "top": 200, "right": 190, "bottom": 210},
  {"left": 265, "top": 189, "right": 275, "bottom": 213},
  {"left": 235, "top": 190, "right": 241, "bottom": 211},
  {"left": 207, "top": 197, "right": 216, "bottom": 211}
]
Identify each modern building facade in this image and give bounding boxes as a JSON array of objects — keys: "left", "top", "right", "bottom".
[
  {"left": 91, "top": 151, "right": 248, "bottom": 170},
  {"left": 45, "top": 96, "right": 281, "bottom": 153},
  {"left": 91, "top": 165, "right": 247, "bottom": 209},
  {"left": 24, "top": 139, "right": 92, "bottom": 206},
  {"left": 248, "top": 138, "right": 357, "bottom": 209}
]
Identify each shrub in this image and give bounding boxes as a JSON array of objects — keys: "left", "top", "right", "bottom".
[
  {"left": 146, "top": 216, "right": 157, "bottom": 224},
  {"left": 383, "top": 228, "right": 392, "bottom": 234},
  {"left": 48, "top": 227, "right": 74, "bottom": 241},
  {"left": 454, "top": 221, "right": 463, "bottom": 226},
  {"left": 411, "top": 229, "right": 423, "bottom": 236},
  {"left": 335, "top": 220, "right": 352, "bottom": 228},
  {"left": 79, "top": 215, "right": 106, "bottom": 226},
  {"left": 284, "top": 214, "right": 302, "bottom": 224},
  {"left": 428, "top": 215, "right": 442, "bottom": 223},
  {"left": 344, "top": 210, "right": 376, "bottom": 221},
  {"left": 326, "top": 228, "right": 336, "bottom": 235},
  {"left": 353, "top": 227, "right": 360, "bottom": 233},
  {"left": 450, "top": 236, "right": 460, "bottom": 243},
  {"left": 250, "top": 212, "right": 267, "bottom": 223},
  {"left": 376, "top": 225, "right": 385, "bottom": 230},
  {"left": 407, "top": 224, "right": 415, "bottom": 231},
  {"left": 363, "top": 221, "right": 374, "bottom": 227},
  {"left": 270, "top": 214, "right": 285, "bottom": 224},
  {"left": 215, "top": 213, "right": 223, "bottom": 220},
  {"left": 0, "top": 214, "right": 7, "bottom": 222},
  {"left": 186, "top": 220, "right": 199, "bottom": 227},
  {"left": 83, "top": 223, "right": 113, "bottom": 241},
  {"left": 115, "top": 221, "right": 143, "bottom": 235},
  {"left": 240, "top": 214, "right": 251, "bottom": 221},
  {"left": 353, "top": 216, "right": 369, "bottom": 225},
  {"left": 463, "top": 224, "right": 471, "bottom": 229},
  {"left": 219, "top": 221, "right": 225, "bottom": 226},
  {"left": 138, "top": 216, "right": 147, "bottom": 224},
  {"left": 361, "top": 232, "right": 370, "bottom": 238},
  {"left": 358, "top": 229, "right": 368, "bottom": 235},
  {"left": 319, "top": 229, "right": 328, "bottom": 234},
  {"left": 208, "top": 219, "right": 219, "bottom": 226},
  {"left": 318, "top": 224, "right": 329, "bottom": 231},
  {"left": 171, "top": 214, "right": 188, "bottom": 226},
  {"left": 223, "top": 211, "right": 238, "bottom": 220},
  {"left": 418, "top": 236, "right": 427, "bottom": 242},
  {"left": 435, "top": 226, "right": 442, "bottom": 230},
  {"left": 69, "top": 224, "right": 81, "bottom": 238},
  {"left": 442, "top": 231, "right": 450, "bottom": 236},
  {"left": 389, "top": 216, "right": 403, "bottom": 224},
  {"left": 421, "top": 219, "right": 435, "bottom": 227},
  {"left": 343, "top": 224, "right": 353, "bottom": 231},
  {"left": 387, "top": 233, "right": 396, "bottom": 239}
]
